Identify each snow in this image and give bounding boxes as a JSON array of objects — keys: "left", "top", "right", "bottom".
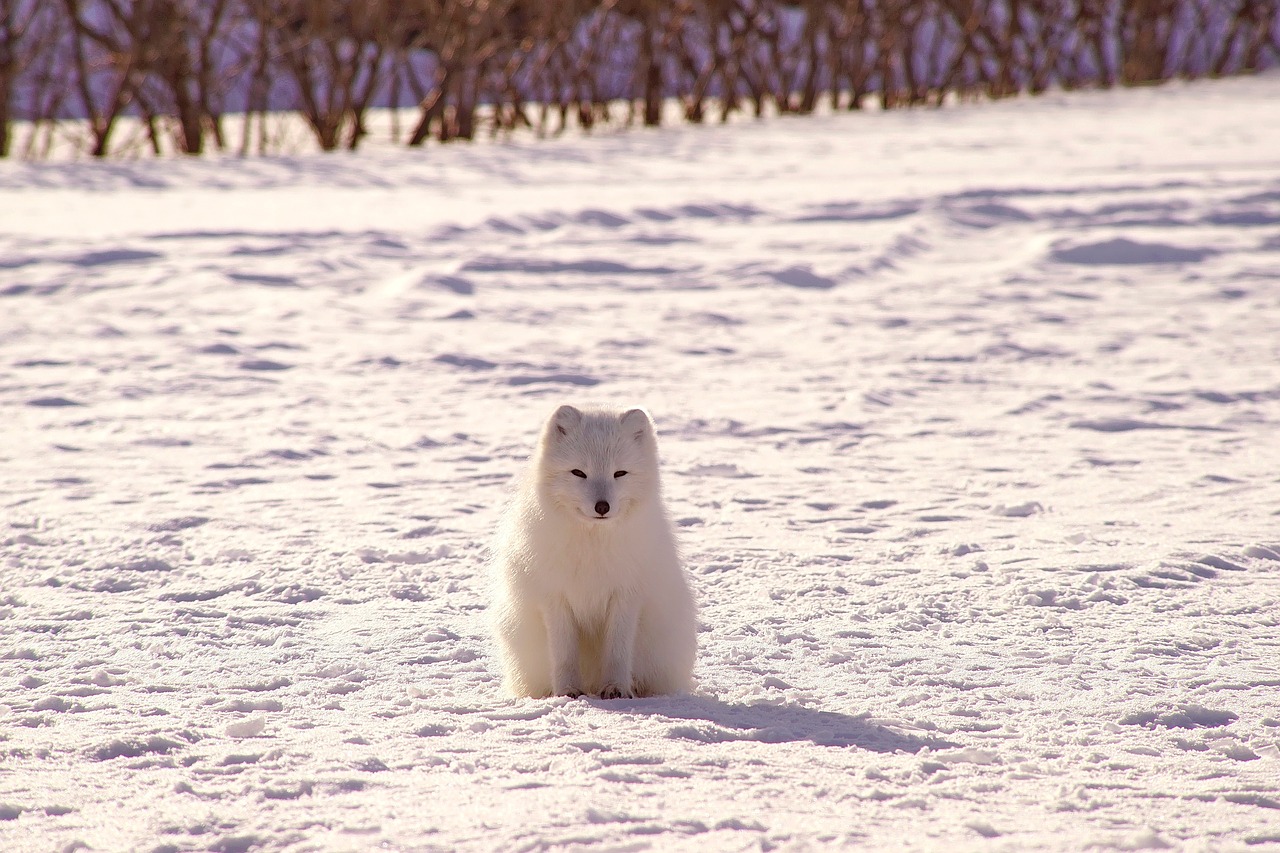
[{"left": 3, "top": 74, "right": 1280, "bottom": 852}]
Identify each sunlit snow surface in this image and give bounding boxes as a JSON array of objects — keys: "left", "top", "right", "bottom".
[{"left": 3, "top": 76, "right": 1280, "bottom": 852}]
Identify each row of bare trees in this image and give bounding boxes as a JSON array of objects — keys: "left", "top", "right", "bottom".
[{"left": 2, "top": 0, "right": 1278, "bottom": 158}]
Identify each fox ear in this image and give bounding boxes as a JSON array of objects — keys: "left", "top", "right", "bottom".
[
  {"left": 550, "top": 404, "right": 583, "bottom": 438},
  {"left": 620, "top": 408, "right": 652, "bottom": 441}
]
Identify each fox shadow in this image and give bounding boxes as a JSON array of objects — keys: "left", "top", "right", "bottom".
[{"left": 596, "top": 693, "right": 956, "bottom": 754}]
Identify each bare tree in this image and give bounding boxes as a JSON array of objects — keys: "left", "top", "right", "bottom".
[
  {"left": 403, "top": 0, "right": 519, "bottom": 145},
  {"left": 527, "top": 2, "right": 628, "bottom": 135},
  {"left": 613, "top": 0, "right": 687, "bottom": 126},
  {"left": 131, "top": 0, "right": 233, "bottom": 154},
  {"left": 0, "top": 1, "right": 57, "bottom": 156},
  {"left": 12, "top": 3, "right": 70, "bottom": 158},
  {"left": 61, "top": 0, "right": 148, "bottom": 156},
  {"left": 266, "top": 0, "right": 392, "bottom": 151},
  {"left": 1211, "top": 0, "right": 1280, "bottom": 75},
  {"left": 1120, "top": 0, "right": 1178, "bottom": 84}
]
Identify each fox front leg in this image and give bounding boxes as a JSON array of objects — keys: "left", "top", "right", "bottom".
[
  {"left": 599, "top": 596, "right": 641, "bottom": 699},
  {"left": 543, "top": 600, "right": 584, "bottom": 698}
]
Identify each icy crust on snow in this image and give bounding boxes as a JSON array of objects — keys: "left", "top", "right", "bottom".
[{"left": 2, "top": 75, "right": 1280, "bottom": 851}]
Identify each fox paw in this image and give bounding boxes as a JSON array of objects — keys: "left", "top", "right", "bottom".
[{"left": 599, "top": 683, "right": 634, "bottom": 700}]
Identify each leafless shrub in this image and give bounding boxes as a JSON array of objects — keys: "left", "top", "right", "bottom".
[
  {"left": 2, "top": 3, "right": 66, "bottom": 156},
  {"left": 400, "top": 0, "right": 525, "bottom": 145},
  {"left": 253, "top": 0, "right": 395, "bottom": 151},
  {"left": 2, "top": 0, "right": 1278, "bottom": 158}
]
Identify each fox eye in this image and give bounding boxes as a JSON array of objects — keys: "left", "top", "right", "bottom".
[
  {"left": 614, "top": 470, "right": 628, "bottom": 478},
  {"left": 570, "top": 469, "right": 587, "bottom": 478}
]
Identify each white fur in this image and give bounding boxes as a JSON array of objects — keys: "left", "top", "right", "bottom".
[{"left": 491, "top": 405, "right": 697, "bottom": 699}]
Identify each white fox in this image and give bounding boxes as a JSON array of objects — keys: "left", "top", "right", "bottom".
[{"left": 491, "top": 405, "right": 697, "bottom": 699}]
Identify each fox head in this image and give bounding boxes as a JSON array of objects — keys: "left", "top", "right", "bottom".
[{"left": 534, "top": 405, "right": 660, "bottom": 524}]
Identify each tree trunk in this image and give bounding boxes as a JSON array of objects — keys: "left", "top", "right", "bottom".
[
  {"left": 409, "top": 65, "right": 450, "bottom": 146},
  {"left": 0, "top": 64, "right": 10, "bottom": 157},
  {"left": 642, "top": 24, "right": 662, "bottom": 127}
]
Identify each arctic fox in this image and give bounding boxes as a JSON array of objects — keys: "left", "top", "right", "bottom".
[{"left": 491, "top": 405, "right": 697, "bottom": 699}]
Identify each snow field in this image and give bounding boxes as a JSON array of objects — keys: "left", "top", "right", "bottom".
[{"left": 2, "top": 74, "right": 1280, "bottom": 851}]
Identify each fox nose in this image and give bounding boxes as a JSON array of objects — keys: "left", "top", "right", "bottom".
[{"left": 594, "top": 500, "right": 610, "bottom": 516}]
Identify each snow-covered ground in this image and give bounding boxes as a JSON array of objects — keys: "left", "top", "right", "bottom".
[{"left": 3, "top": 74, "right": 1280, "bottom": 852}]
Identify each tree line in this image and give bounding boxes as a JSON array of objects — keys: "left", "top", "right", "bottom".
[{"left": 2, "top": 0, "right": 1277, "bottom": 159}]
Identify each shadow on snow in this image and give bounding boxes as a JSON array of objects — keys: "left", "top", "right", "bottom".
[{"left": 599, "top": 693, "right": 956, "bottom": 754}]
